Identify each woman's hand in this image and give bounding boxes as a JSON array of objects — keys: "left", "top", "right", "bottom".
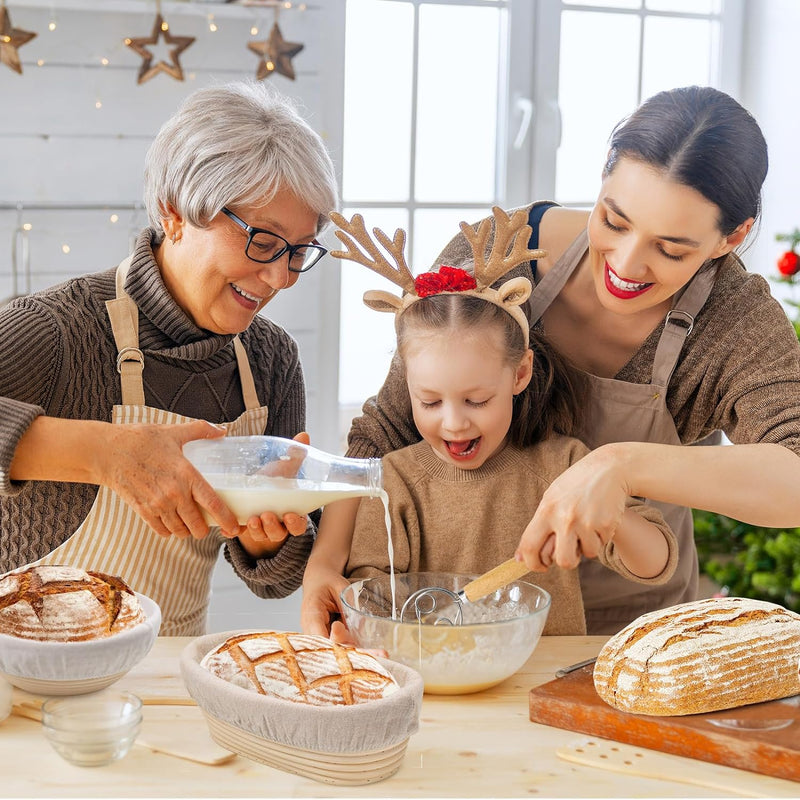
[
  {"left": 235, "top": 432, "right": 312, "bottom": 557},
  {"left": 99, "top": 418, "right": 242, "bottom": 539},
  {"left": 516, "top": 444, "right": 631, "bottom": 570}
]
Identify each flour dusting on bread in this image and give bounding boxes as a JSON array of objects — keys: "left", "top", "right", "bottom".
[
  {"left": 0, "top": 565, "right": 145, "bottom": 641},
  {"left": 201, "top": 631, "right": 399, "bottom": 706},
  {"left": 593, "top": 597, "right": 800, "bottom": 715}
]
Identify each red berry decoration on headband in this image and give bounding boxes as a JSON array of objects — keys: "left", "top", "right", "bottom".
[
  {"left": 777, "top": 250, "right": 800, "bottom": 277},
  {"left": 414, "top": 265, "right": 478, "bottom": 298}
]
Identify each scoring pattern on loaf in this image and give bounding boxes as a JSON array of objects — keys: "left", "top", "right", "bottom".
[
  {"left": 0, "top": 565, "right": 145, "bottom": 641},
  {"left": 593, "top": 597, "right": 800, "bottom": 715},
  {"left": 201, "top": 631, "right": 399, "bottom": 706}
]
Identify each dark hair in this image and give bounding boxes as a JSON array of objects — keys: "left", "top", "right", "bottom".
[
  {"left": 604, "top": 86, "right": 768, "bottom": 236},
  {"left": 396, "top": 292, "right": 587, "bottom": 447}
]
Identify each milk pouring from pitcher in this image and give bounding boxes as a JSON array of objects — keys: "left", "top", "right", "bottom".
[{"left": 183, "top": 435, "right": 383, "bottom": 522}]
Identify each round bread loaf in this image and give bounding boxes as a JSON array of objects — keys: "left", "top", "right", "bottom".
[
  {"left": 0, "top": 565, "right": 145, "bottom": 642},
  {"left": 593, "top": 596, "right": 800, "bottom": 716},
  {"left": 201, "top": 631, "right": 399, "bottom": 706}
]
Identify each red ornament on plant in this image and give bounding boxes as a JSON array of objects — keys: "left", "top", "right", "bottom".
[
  {"left": 414, "top": 265, "right": 478, "bottom": 298},
  {"left": 777, "top": 250, "right": 800, "bottom": 277}
]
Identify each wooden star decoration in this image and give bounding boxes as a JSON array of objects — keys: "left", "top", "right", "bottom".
[
  {"left": 125, "top": 13, "right": 195, "bottom": 85},
  {"left": 247, "top": 22, "right": 303, "bottom": 81},
  {"left": 0, "top": 5, "right": 37, "bottom": 75}
]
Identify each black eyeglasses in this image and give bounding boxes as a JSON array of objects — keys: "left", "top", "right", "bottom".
[{"left": 221, "top": 207, "right": 327, "bottom": 273}]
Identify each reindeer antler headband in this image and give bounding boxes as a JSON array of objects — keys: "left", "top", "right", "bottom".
[{"left": 329, "top": 206, "right": 545, "bottom": 348}]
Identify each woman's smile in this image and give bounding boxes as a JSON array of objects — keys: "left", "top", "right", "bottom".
[
  {"left": 230, "top": 283, "right": 264, "bottom": 310},
  {"left": 604, "top": 262, "right": 653, "bottom": 299}
]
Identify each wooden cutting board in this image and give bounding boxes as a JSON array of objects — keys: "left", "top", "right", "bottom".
[{"left": 529, "top": 664, "right": 800, "bottom": 783}]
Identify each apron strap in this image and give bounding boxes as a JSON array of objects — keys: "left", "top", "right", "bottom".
[
  {"left": 105, "top": 256, "right": 145, "bottom": 406},
  {"left": 650, "top": 265, "right": 717, "bottom": 388},
  {"left": 233, "top": 337, "right": 261, "bottom": 410},
  {"left": 528, "top": 229, "right": 588, "bottom": 324},
  {"left": 105, "top": 255, "right": 262, "bottom": 410}
]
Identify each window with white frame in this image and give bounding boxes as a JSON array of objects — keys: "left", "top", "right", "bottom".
[{"left": 338, "top": 0, "right": 741, "bottom": 447}]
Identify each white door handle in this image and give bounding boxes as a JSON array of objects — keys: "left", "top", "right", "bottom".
[{"left": 512, "top": 96, "right": 534, "bottom": 150}]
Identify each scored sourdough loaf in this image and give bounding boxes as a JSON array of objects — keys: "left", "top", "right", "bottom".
[
  {"left": 201, "top": 630, "right": 399, "bottom": 706},
  {"left": 0, "top": 565, "right": 145, "bottom": 642},
  {"left": 593, "top": 596, "right": 800, "bottom": 716}
]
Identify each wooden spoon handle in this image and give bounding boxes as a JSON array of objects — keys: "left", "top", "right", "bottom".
[{"left": 461, "top": 558, "right": 530, "bottom": 603}]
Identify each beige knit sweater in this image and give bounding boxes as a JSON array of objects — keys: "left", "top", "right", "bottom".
[{"left": 346, "top": 437, "right": 677, "bottom": 635}]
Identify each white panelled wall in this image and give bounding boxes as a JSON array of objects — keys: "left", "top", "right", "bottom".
[{"left": 1, "top": 0, "right": 345, "bottom": 633}]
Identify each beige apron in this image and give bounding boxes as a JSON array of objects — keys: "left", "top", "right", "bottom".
[
  {"left": 529, "top": 230, "right": 715, "bottom": 634},
  {"left": 34, "top": 257, "right": 269, "bottom": 636}
]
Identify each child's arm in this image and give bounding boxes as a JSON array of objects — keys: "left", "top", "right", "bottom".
[
  {"left": 300, "top": 497, "right": 361, "bottom": 636},
  {"left": 607, "top": 505, "right": 677, "bottom": 582},
  {"left": 532, "top": 504, "right": 676, "bottom": 583}
]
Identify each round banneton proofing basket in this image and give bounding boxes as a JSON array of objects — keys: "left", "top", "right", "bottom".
[
  {"left": 181, "top": 631, "right": 424, "bottom": 786},
  {"left": 0, "top": 593, "right": 161, "bottom": 695}
]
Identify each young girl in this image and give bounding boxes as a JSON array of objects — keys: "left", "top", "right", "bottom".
[{"left": 318, "top": 207, "right": 677, "bottom": 635}]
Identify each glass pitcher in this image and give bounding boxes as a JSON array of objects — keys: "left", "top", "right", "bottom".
[{"left": 183, "top": 435, "right": 382, "bottom": 520}]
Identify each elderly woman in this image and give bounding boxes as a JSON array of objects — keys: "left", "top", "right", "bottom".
[{"left": 0, "top": 81, "right": 338, "bottom": 635}]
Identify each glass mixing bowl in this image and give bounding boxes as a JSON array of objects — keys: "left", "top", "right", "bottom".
[{"left": 340, "top": 572, "right": 551, "bottom": 695}]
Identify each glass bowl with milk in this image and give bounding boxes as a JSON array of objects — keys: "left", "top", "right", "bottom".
[{"left": 183, "top": 436, "right": 383, "bottom": 521}]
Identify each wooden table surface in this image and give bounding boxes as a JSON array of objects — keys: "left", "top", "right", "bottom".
[{"left": 2, "top": 635, "right": 799, "bottom": 798}]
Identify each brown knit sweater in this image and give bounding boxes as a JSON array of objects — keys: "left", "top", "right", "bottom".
[
  {"left": 347, "top": 204, "right": 800, "bottom": 461},
  {"left": 0, "top": 229, "right": 313, "bottom": 597},
  {"left": 346, "top": 438, "right": 677, "bottom": 635}
]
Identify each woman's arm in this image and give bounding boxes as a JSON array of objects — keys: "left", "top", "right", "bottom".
[
  {"left": 11, "top": 414, "right": 242, "bottom": 536},
  {"left": 516, "top": 440, "right": 800, "bottom": 569},
  {"left": 618, "top": 440, "right": 800, "bottom": 526}
]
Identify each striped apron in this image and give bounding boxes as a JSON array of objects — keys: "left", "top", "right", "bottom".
[{"left": 33, "top": 257, "right": 269, "bottom": 636}]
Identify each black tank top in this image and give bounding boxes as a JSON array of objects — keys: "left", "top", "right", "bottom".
[{"left": 526, "top": 201, "right": 558, "bottom": 278}]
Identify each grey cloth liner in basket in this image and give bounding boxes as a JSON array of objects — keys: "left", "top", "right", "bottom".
[
  {"left": 0, "top": 593, "right": 160, "bottom": 680},
  {"left": 180, "top": 631, "right": 424, "bottom": 755}
]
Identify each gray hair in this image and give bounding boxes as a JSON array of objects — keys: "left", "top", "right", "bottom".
[{"left": 143, "top": 80, "right": 339, "bottom": 237}]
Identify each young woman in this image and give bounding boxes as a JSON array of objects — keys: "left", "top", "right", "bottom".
[{"left": 303, "top": 85, "right": 800, "bottom": 636}]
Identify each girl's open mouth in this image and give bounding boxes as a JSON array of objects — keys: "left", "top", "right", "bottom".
[{"left": 445, "top": 437, "right": 481, "bottom": 460}]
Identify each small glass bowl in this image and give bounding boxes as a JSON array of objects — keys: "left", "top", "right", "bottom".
[{"left": 41, "top": 691, "right": 142, "bottom": 767}]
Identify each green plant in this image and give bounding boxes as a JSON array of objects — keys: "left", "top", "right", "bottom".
[
  {"left": 691, "top": 229, "right": 800, "bottom": 612},
  {"left": 693, "top": 509, "right": 800, "bottom": 612}
]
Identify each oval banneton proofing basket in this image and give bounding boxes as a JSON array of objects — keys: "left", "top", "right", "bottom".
[
  {"left": 181, "top": 631, "right": 424, "bottom": 785},
  {"left": 0, "top": 593, "right": 161, "bottom": 695}
]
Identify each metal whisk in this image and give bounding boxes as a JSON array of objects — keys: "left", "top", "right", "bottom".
[{"left": 398, "top": 558, "right": 530, "bottom": 625}]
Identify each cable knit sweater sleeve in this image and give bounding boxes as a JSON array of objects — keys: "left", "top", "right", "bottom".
[{"left": 0, "top": 296, "right": 71, "bottom": 495}]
